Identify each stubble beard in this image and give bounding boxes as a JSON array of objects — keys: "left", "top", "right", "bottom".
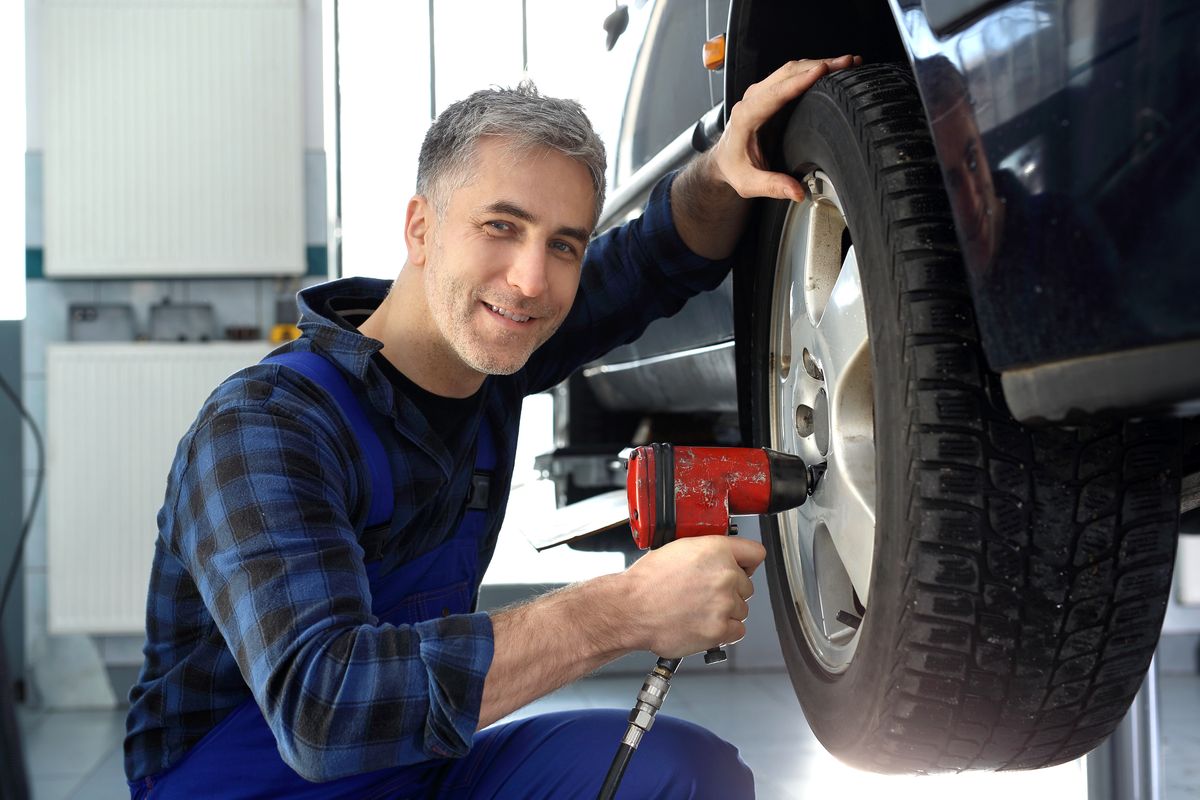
[{"left": 425, "top": 262, "right": 559, "bottom": 377}]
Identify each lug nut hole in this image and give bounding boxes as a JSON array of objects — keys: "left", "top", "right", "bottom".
[
  {"left": 796, "top": 404, "right": 815, "bottom": 437},
  {"left": 802, "top": 348, "right": 824, "bottom": 381}
]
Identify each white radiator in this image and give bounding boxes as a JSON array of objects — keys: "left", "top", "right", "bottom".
[
  {"left": 42, "top": 0, "right": 305, "bottom": 277},
  {"left": 46, "top": 342, "right": 272, "bottom": 634}
]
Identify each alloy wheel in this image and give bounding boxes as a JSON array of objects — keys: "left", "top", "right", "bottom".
[{"left": 767, "top": 170, "right": 876, "bottom": 674}]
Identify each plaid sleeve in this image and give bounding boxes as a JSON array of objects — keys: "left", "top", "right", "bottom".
[
  {"left": 520, "top": 170, "right": 734, "bottom": 394},
  {"left": 167, "top": 393, "right": 494, "bottom": 782}
]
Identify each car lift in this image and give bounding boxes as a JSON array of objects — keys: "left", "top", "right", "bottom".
[{"left": 1088, "top": 655, "right": 1163, "bottom": 800}]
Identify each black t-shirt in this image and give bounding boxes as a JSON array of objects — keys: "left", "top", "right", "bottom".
[
  {"left": 371, "top": 356, "right": 482, "bottom": 444},
  {"left": 320, "top": 294, "right": 483, "bottom": 443}
]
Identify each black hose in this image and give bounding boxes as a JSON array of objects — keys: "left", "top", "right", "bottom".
[
  {"left": 0, "top": 373, "right": 35, "bottom": 800},
  {"left": 596, "top": 657, "right": 683, "bottom": 800},
  {"left": 0, "top": 373, "right": 44, "bottom": 622},
  {"left": 597, "top": 743, "right": 634, "bottom": 800}
]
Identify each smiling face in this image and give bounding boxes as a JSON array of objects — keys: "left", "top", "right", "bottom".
[{"left": 416, "top": 136, "right": 595, "bottom": 383}]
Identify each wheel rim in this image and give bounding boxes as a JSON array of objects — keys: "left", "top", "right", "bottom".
[{"left": 768, "top": 170, "right": 876, "bottom": 674}]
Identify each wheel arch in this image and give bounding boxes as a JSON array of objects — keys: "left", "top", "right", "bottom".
[{"left": 724, "top": 0, "right": 911, "bottom": 112}]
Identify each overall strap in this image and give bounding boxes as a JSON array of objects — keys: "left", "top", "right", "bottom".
[
  {"left": 262, "top": 351, "right": 394, "bottom": 529},
  {"left": 466, "top": 413, "right": 497, "bottom": 512}
]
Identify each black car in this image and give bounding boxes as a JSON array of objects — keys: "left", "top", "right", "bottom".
[{"left": 541, "top": 0, "right": 1200, "bottom": 776}]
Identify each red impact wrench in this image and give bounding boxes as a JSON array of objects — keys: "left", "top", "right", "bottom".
[{"left": 597, "top": 444, "right": 825, "bottom": 799}]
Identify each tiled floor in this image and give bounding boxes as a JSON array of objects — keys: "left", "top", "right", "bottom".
[{"left": 12, "top": 669, "right": 1199, "bottom": 799}]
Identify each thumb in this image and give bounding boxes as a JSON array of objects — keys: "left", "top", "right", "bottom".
[
  {"left": 731, "top": 166, "right": 807, "bottom": 203},
  {"left": 768, "top": 173, "right": 808, "bottom": 203},
  {"left": 728, "top": 537, "right": 767, "bottom": 574}
]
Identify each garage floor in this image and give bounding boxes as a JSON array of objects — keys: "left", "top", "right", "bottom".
[{"left": 14, "top": 666, "right": 1198, "bottom": 799}]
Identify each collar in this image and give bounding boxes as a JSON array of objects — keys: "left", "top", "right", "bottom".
[
  {"left": 296, "top": 277, "right": 477, "bottom": 479},
  {"left": 296, "top": 276, "right": 389, "bottom": 376}
]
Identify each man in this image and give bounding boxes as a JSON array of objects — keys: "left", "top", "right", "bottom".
[{"left": 125, "top": 56, "right": 861, "bottom": 798}]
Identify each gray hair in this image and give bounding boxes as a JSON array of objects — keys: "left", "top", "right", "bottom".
[{"left": 416, "top": 81, "right": 607, "bottom": 227}]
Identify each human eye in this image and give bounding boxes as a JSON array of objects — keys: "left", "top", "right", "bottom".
[
  {"left": 550, "top": 240, "right": 578, "bottom": 257},
  {"left": 486, "top": 220, "right": 513, "bottom": 233}
]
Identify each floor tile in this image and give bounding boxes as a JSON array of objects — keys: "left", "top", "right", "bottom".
[
  {"left": 30, "top": 775, "right": 78, "bottom": 800},
  {"left": 68, "top": 746, "right": 125, "bottom": 799},
  {"left": 28, "top": 636, "right": 117, "bottom": 710},
  {"left": 13, "top": 668, "right": 1200, "bottom": 800},
  {"left": 21, "top": 710, "right": 124, "bottom": 780},
  {"left": 15, "top": 704, "right": 44, "bottom": 736}
]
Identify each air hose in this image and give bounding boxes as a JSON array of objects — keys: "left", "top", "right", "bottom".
[{"left": 596, "top": 656, "right": 683, "bottom": 800}]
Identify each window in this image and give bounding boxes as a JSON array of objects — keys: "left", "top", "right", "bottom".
[
  {"left": 336, "top": 1, "right": 646, "bottom": 279},
  {"left": 618, "top": 0, "right": 727, "bottom": 182}
]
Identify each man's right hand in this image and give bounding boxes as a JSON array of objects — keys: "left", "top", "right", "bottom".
[
  {"left": 621, "top": 536, "right": 767, "bottom": 659},
  {"left": 479, "top": 533, "right": 765, "bottom": 728}
]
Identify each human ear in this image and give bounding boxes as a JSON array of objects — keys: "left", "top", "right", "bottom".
[{"left": 405, "top": 195, "right": 432, "bottom": 267}]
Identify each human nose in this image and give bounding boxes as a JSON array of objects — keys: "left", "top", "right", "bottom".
[{"left": 506, "top": 241, "right": 550, "bottom": 298}]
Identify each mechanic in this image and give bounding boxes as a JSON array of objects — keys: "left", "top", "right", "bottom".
[{"left": 124, "top": 55, "right": 861, "bottom": 799}]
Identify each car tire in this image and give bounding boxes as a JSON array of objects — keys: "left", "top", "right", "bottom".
[{"left": 745, "top": 63, "right": 1183, "bottom": 773}]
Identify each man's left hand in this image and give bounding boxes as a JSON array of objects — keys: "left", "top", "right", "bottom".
[{"left": 710, "top": 55, "right": 863, "bottom": 203}]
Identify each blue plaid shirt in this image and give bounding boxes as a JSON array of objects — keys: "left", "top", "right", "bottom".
[{"left": 124, "top": 173, "right": 732, "bottom": 783}]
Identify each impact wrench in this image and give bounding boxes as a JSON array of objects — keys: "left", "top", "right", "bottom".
[{"left": 596, "top": 444, "right": 826, "bottom": 800}]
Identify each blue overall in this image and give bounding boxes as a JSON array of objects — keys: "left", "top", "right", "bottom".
[{"left": 131, "top": 354, "right": 754, "bottom": 799}]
